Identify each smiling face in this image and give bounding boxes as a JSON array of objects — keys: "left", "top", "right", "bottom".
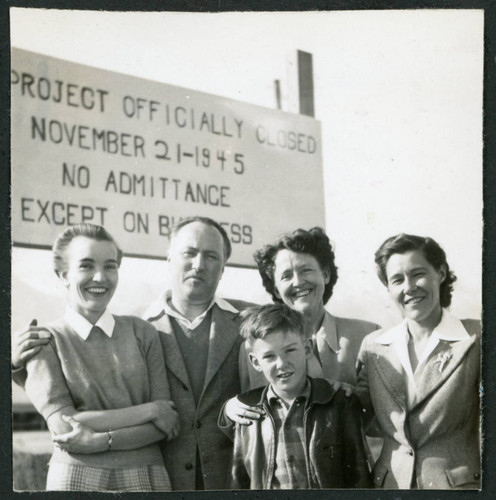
[
  {"left": 167, "top": 221, "right": 225, "bottom": 308},
  {"left": 385, "top": 250, "right": 446, "bottom": 330},
  {"left": 60, "top": 236, "right": 119, "bottom": 324},
  {"left": 249, "top": 330, "right": 312, "bottom": 403},
  {"left": 273, "top": 249, "right": 329, "bottom": 319}
]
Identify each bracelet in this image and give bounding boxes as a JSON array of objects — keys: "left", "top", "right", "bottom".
[{"left": 107, "top": 430, "right": 113, "bottom": 451}]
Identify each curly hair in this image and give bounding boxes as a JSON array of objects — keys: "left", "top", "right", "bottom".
[
  {"left": 375, "top": 233, "right": 457, "bottom": 308},
  {"left": 53, "top": 223, "right": 123, "bottom": 276},
  {"left": 253, "top": 227, "right": 338, "bottom": 305}
]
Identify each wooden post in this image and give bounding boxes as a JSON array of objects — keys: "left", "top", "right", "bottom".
[
  {"left": 274, "top": 79, "right": 282, "bottom": 110},
  {"left": 297, "top": 50, "right": 315, "bottom": 117}
]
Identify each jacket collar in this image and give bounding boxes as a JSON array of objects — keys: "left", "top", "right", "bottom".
[
  {"left": 369, "top": 311, "right": 475, "bottom": 412},
  {"left": 411, "top": 332, "right": 476, "bottom": 411},
  {"left": 314, "top": 311, "right": 339, "bottom": 353},
  {"left": 202, "top": 305, "right": 242, "bottom": 393},
  {"left": 146, "top": 310, "right": 190, "bottom": 389},
  {"left": 146, "top": 301, "right": 241, "bottom": 410},
  {"left": 373, "top": 310, "right": 470, "bottom": 381},
  {"left": 374, "top": 310, "right": 469, "bottom": 345},
  {"left": 266, "top": 380, "right": 311, "bottom": 408},
  {"left": 238, "top": 377, "right": 337, "bottom": 408}
]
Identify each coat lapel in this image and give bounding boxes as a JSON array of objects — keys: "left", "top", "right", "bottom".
[
  {"left": 372, "top": 342, "right": 409, "bottom": 411},
  {"left": 314, "top": 314, "right": 337, "bottom": 381},
  {"left": 153, "top": 312, "right": 192, "bottom": 391},
  {"left": 411, "top": 335, "right": 476, "bottom": 411},
  {"left": 202, "top": 306, "right": 240, "bottom": 394}
]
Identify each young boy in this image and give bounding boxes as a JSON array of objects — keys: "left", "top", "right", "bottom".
[{"left": 227, "top": 303, "right": 372, "bottom": 489}]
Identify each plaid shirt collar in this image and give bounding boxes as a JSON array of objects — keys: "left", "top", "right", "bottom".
[
  {"left": 267, "top": 379, "right": 311, "bottom": 410},
  {"left": 239, "top": 377, "right": 336, "bottom": 409}
]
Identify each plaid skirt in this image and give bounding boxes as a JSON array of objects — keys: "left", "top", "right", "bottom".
[{"left": 46, "top": 462, "right": 172, "bottom": 491}]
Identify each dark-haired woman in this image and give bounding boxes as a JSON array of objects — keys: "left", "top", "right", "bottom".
[
  {"left": 225, "top": 227, "right": 379, "bottom": 424},
  {"left": 356, "top": 233, "right": 481, "bottom": 489},
  {"left": 19, "top": 224, "right": 179, "bottom": 491}
]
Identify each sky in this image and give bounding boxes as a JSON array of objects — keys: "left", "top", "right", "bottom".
[{"left": 11, "top": 8, "right": 483, "bottom": 334}]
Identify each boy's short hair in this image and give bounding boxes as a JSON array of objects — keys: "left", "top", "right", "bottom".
[{"left": 240, "top": 304, "right": 305, "bottom": 345}]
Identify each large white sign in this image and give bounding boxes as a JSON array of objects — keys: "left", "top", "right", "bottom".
[{"left": 11, "top": 48, "right": 324, "bottom": 267}]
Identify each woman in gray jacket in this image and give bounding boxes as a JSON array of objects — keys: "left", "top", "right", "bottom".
[{"left": 356, "top": 233, "right": 480, "bottom": 489}]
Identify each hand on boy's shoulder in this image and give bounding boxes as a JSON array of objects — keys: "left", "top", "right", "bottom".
[
  {"left": 224, "top": 393, "right": 266, "bottom": 426},
  {"left": 329, "top": 379, "right": 355, "bottom": 397}
]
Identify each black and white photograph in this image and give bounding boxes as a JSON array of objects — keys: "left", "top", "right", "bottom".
[{"left": 8, "top": 5, "right": 487, "bottom": 494}]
